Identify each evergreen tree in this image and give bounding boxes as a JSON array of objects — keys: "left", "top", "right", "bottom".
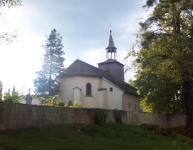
[
  {"left": 133, "top": 0, "right": 193, "bottom": 128},
  {"left": 34, "top": 29, "right": 65, "bottom": 95}
]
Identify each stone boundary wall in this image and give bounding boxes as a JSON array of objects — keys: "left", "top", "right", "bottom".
[{"left": 0, "top": 102, "right": 185, "bottom": 130}]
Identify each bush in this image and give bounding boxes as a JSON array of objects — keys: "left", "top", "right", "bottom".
[
  {"left": 3, "top": 90, "right": 23, "bottom": 103},
  {"left": 66, "top": 100, "right": 82, "bottom": 108},
  {"left": 73, "top": 101, "right": 81, "bottom": 108},
  {"left": 39, "top": 95, "right": 60, "bottom": 106},
  {"left": 58, "top": 102, "right": 65, "bottom": 106}
]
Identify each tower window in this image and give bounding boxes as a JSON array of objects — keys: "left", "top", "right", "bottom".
[
  {"left": 86, "top": 83, "right": 92, "bottom": 96},
  {"left": 109, "top": 87, "right": 113, "bottom": 92}
]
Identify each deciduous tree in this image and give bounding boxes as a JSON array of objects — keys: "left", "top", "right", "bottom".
[
  {"left": 0, "top": 0, "right": 22, "bottom": 43},
  {"left": 0, "top": 0, "right": 21, "bottom": 7},
  {"left": 132, "top": 0, "right": 193, "bottom": 128}
]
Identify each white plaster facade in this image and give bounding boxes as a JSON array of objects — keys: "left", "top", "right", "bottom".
[{"left": 59, "top": 76, "right": 140, "bottom": 111}]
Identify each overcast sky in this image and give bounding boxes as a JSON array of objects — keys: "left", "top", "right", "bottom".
[{"left": 0, "top": 0, "right": 148, "bottom": 94}]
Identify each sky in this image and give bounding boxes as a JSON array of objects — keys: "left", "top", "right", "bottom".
[{"left": 0, "top": 0, "right": 148, "bottom": 94}]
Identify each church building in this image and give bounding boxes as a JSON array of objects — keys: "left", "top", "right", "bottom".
[{"left": 59, "top": 30, "right": 140, "bottom": 111}]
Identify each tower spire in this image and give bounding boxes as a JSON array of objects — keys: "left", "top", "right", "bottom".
[{"left": 106, "top": 29, "right": 117, "bottom": 60}]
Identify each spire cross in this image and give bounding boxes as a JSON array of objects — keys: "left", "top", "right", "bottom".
[{"left": 110, "top": 24, "right": 112, "bottom": 32}]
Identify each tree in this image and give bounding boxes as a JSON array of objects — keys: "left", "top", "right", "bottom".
[
  {"left": 34, "top": 29, "right": 65, "bottom": 95},
  {"left": 132, "top": 0, "right": 193, "bottom": 128}
]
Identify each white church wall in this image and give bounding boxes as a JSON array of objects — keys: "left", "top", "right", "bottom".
[
  {"left": 60, "top": 77, "right": 75, "bottom": 104},
  {"left": 59, "top": 76, "right": 139, "bottom": 111},
  {"left": 60, "top": 76, "right": 124, "bottom": 109},
  {"left": 81, "top": 77, "right": 101, "bottom": 108},
  {"left": 100, "top": 78, "right": 123, "bottom": 110},
  {"left": 60, "top": 76, "right": 101, "bottom": 107},
  {"left": 123, "top": 94, "right": 140, "bottom": 111}
]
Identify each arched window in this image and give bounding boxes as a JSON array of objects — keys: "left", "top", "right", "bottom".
[
  {"left": 109, "top": 87, "right": 113, "bottom": 92},
  {"left": 86, "top": 83, "right": 92, "bottom": 96}
]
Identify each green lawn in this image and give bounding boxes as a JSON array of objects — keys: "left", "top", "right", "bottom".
[{"left": 0, "top": 124, "right": 193, "bottom": 150}]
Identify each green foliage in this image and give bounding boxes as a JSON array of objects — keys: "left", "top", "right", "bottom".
[
  {"left": 131, "top": 0, "right": 193, "bottom": 116},
  {"left": 0, "top": 0, "right": 21, "bottom": 44},
  {"left": 58, "top": 102, "right": 65, "bottom": 106},
  {"left": 34, "top": 29, "right": 65, "bottom": 96},
  {"left": 39, "top": 95, "right": 59, "bottom": 106},
  {"left": 140, "top": 98, "right": 153, "bottom": 112},
  {"left": 3, "top": 87, "right": 23, "bottom": 103},
  {"left": 0, "top": 0, "right": 22, "bottom": 7},
  {"left": 128, "top": 80, "right": 135, "bottom": 87},
  {"left": 72, "top": 100, "right": 82, "bottom": 108},
  {"left": 66, "top": 100, "right": 82, "bottom": 108}
]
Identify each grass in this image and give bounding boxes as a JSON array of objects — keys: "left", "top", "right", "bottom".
[{"left": 0, "top": 124, "right": 192, "bottom": 150}]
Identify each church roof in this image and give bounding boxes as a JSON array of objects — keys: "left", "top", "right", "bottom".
[
  {"left": 98, "top": 59, "right": 124, "bottom": 66},
  {"left": 60, "top": 59, "right": 138, "bottom": 96}
]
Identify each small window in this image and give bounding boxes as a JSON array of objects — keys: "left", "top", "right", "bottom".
[
  {"left": 86, "top": 83, "right": 92, "bottom": 96},
  {"left": 109, "top": 87, "right": 113, "bottom": 92}
]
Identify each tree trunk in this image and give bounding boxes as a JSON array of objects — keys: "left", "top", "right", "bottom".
[
  {"left": 48, "top": 50, "right": 53, "bottom": 95},
  {"left": 183, "top": 81, "right": 193, "bottom": 129},
  {"left": 48, "top": 73, "right": 51, "bottom": 95}
]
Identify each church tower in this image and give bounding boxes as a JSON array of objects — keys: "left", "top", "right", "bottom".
[{"left": 98, "top": 30, "right": 124, "bottom": 81}]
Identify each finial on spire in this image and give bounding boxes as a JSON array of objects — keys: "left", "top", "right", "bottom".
[
  {"left": 110, "top": 24, "right": 112, "bottom": 33},
  {"left": 110, "top": 29, "right": 112, "bottom": 34}
]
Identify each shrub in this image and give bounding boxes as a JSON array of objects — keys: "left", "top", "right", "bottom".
[
  {"left": 73, "top": 101, "right": 81, "bottom": 108},
  {"left": 58, "top": 102, "right": 65, "bottom": 106},
  {"left": 39, "top": 95, "right": 60, "bottom": 106},
  {"left": 66, "top": 100, "right": 82, "bottom": 108},
  {"left": 3, "top": 89, "right": 23, "bottom": 103}
]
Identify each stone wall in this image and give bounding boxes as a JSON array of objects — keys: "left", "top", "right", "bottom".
[{"left": 0, "top": 102, "right": 186, "bottom": 130}]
